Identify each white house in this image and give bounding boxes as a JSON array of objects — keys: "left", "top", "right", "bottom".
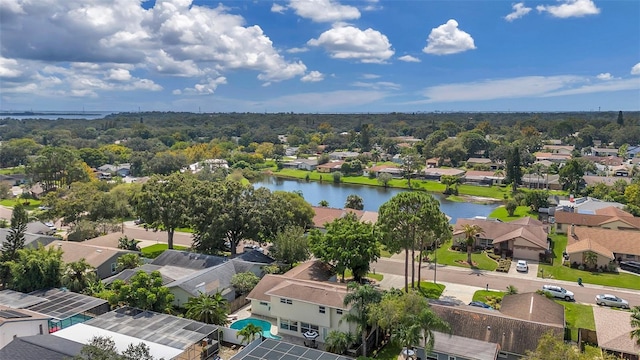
[{"left": 0, "top": 305, "right": 50, "bottom": 349}]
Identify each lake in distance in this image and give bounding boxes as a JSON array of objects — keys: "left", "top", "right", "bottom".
[{"left": 254, "top": 177, "right": 499, "bottom": 223}]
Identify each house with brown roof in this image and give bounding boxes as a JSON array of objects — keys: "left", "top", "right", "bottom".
[
  {"left": 429, "top": 301, "right": 564, "bottom": 359},
  {"left": 533, "top": 152, "right": 571, "bottom": 163},
  {"left": 46, "top": 240, "right": 135, "bottom": 279},
  {"left": 246, "top": 260, "right": 354, "bottom": 343},
  {"left": 311, "top": 206, "right": 377, "bottom": 229},
  {"left": 363, "top": 164, "right": 403, "bottom": 178},
  {"left": 583, "top": 175, "right": 632, "bottom": 187},
  {"left": 542, "top": 144, "right": 575, "bottom": 155},
  {"left": 593, "top": 307, "right": 640, "bottom": 359},
  {"left": 499, "top": 293, "right": 565, "bottom": 327},
  {"left": 554, "top": 206, "right": 640, "bottom": 234},
  {"left": 423, "top": 168, "right": 465, "bottom": 181},
  {"left": 453, "top": 217, "right": 549, "bottom": 261},
  {"left": 566, "top": 226, "right": 640, "bottom": 265},
  {"left": 316, "top": 160, "right": 344, "bottom": 173}
]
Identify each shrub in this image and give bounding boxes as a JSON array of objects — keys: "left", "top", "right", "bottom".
[{"left": 578, "top": 264, "right": 585, "bottom": 270}]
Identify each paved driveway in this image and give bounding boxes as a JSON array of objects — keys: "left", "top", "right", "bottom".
[{"left": 508, "top": 260, "right": 539, "bottom": 279}]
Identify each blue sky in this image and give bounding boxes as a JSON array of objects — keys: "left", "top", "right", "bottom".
[{"left": 1, "top": 0, "right": 639, "bottom": 113}]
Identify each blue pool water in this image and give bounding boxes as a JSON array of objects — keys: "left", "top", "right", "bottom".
[{"left": 230, "top": 318, "right": 282, "bottom": 340}]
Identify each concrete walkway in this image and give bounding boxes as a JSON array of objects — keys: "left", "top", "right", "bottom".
[{"left": 376, "top": 269, "right": 483, "bottom": 304}]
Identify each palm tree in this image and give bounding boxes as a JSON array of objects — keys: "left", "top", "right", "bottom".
[
  {"left": 236, "top": 323, "right": 263, "bottom": 344},
  {"left": 318, "top": 200, "right": 329, "bottom": 207},
  {"left": 341, "top": 283, "right": 382, "bottom": 358},
  {"left": 530, "top": 163, "right": 545, "bottom": 189},
  {"left": 61, "top": 259, "right": 98, "bottom": 293},
  {"left": 345, "top": 194, "right": 364, "bottom": 210},
  {"left": 391, "top": 321, "right": 422, "bottom": 357},
  {"left": 631, "top": 306, "right": 640, "bottom": 345},
  {"left": 184, "top": 291, "right": 230, "bottom": 326},
  {"left": 417, "top": 307, "right": 451, "bottom": 354},
  {"left": 461, "top": 224, "right": 484, "bottom": 265},
  {"left": 583, "top": 251, "right": 598, "bottom": 270},
  {"left": 324, "top": 330, "right": 355, "bottom": 354}
]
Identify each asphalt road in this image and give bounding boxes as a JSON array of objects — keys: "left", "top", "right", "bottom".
[{"left": 372, "top": 257, "right": 640, "bottom": 307}]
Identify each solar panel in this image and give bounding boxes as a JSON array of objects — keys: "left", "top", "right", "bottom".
[
  {"left": 232, "top": 339, "right": 351, "bottom": 360},
  {"left": 0, "top": 309, "right": 31, "bottom": 319}
]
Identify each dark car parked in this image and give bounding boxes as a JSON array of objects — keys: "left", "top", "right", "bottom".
[
  {"left": 620, "top": 261, "right": 640, "bottom": 274},
  {"left": 468, "top": 301, "right": 493, "bottom": 309}
]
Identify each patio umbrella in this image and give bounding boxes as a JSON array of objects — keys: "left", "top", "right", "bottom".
[{"left": 303, "top": 330, "right": 319, "bottom": 340}]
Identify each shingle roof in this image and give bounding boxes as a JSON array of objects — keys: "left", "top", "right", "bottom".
[
  {"left": 0, "top": 228, "right": 57, "bottom": 248},
  {"left": 416, "top": 332, "right": 500, "bottom": 360},
  {"left": 429, "top": 302, "right": 564, "bottom": 356},
  {"left": 0, "top": 335, "right": 84, "bottom": 360},
  {"left": 593, "top": 307, "right": 640, "bottom": 355},
  {"left": 499, "top": 293, "right": 565, "bottom": 326},
  {"left": 282, "top": 259, "right": 334, "bottom": 281},
  {"left": 565, "top": 238, "right": 615, "bottom": 260},
  {"left": 423, "top": 168, "right": 465, "bottom": 176},
  {"left": 151, "top": 249, "right": 227, "bottom": 269},
  {"left": 247, "top": 274, "right": 349, "bottom": 309},
  {"left": 570, "top": 227, "right": 640, "bottom": 256},
  {"left": 46, "top": 240, "right": 132, "bottom": 269},
  {"left": 311, "top": 206, "right": 364, "bottom": 228},
  {"left": 594, "top": 206, "right": 634, "bottom": 218},
  {"left": 453, "top": 217, "right": 548, "bottom": 250}
]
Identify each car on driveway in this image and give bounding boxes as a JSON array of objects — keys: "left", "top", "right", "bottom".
[
  {"left": 595, "top": 294, "right": 629, "bottom": 309},
  {"left": 516, "top": 260, "right": 528, "bottom": 272},
  {"left": 542, "top": 285, "right": 574, "bottom": 301},
  {"left": 468, "top": 301, "right": 493, "bottom": 310}
]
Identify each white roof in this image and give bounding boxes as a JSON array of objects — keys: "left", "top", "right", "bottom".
[{"left": 52, "top": 323, "right": 184, "bottom": 359}]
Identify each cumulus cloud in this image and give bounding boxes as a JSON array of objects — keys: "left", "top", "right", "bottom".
[
  {"left": 596, "top": 73, "right": 613, "bottom": 80},
  {"left": 537, "top": 0, "right": 600, "bottom": 18},
  {"left": 180, "top": 77, "right": 228, "bottom": 94},
  {"left": 0, "top": 0, "right": 307, "bottom": 99},
  {"left": 288, "top": 0, "right": 360, "bottom": 22},
  {"left": 398, "top": 55, "right": 421, "bottom": 63},
  {"left": 271, "top": 3, "right": 287, "bottom": 14},
  {"left": 301, "top": 71, "right": 324, "bottom": 82},
  {"left": 423, "top": 19, "right": 476, "bottom": 55},
  {"left": 361, "top": 74, "right": 381, "bottom": 79},
  {"left": 632, "top": 63, "right": 640, "bottom": 75},
  {"left": 505, "top": 3, "right": 532, "bottom": 21},
  {"left": 287, "top": 47, "right": 309, "bottom": 54},
  {"left": 307, "top": 24, "right": 394, "bottom": 63},
  {"left": 421, "top": 75, "right": 639, "bottom": 103}
]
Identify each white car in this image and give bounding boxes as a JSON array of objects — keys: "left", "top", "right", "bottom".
[
  {"left": 516, "top": 260, "right": 528, "bottom": 272},
  {"left": 542, "top": 285, "right": 575, "bottom": 301},
  {"left": 595, "top": 294, "right": 629, "bottom": 309}
]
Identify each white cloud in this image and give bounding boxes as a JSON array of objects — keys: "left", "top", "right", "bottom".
[
  {"left": 181, "top": 77, "right": 228, "bottom": 94},
  {"left": 361, "top": 74, "right": 380, "bottom": 79},
  {"left": 596, "top": 73, "right": 613, "bottom": 80},
  {"left": 0, "top": 57, "right": 23, "bottom": 79},
  {"left": 271, "top": 3, "right": 287, "bottom": 14},
  {"left": 301, "top": 71, "right": 324, "bottom": 82},
  {"left": 352, "top": 81, "right": 400, "bottom": 90},
  {"left": 307, "top": 25, "right": 394, "bottom": 63},
  {"left": 505, "top": 3, "right": 532, "bottom": 22},
  {"left": 288, "top": 0, "right": 360, "bottom": 22},
  {"left": 107, "top": 68, "right": 132, "bottom": 82},
  {"left": 631, "top": 63, "right": 640, "bottom": 75},
  {"left": 423, "top": 19, "right": 476, "bottom": 55},
  {"left": 536, "top": 0, "right": 600, "bottom": 18},
  {"left": 287, "top": 47, "right": 309, "bottom": 54},
  {"left": 421, "top": 75, "right": 640, "bottom": 103},
  {"left": 398, "top": 55, "right": 421, "bottom": 63}
]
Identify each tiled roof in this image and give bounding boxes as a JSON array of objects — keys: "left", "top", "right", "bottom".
[
  {"left": 311, "top": 206, "right": 364, "bottom": 228},
  {"left": 571, "top": 227, "right": 640, "bottom": 256},
  {"left": 595, "top": 206, "right": 634, "bottom": 217},
  {"left": 499, "top": 293, "right": 564, "bottom": 326},
  {"left": 453, "top": 217, "right": 548, "bottom": 249},
  {"left": 430, "top": 303, "right": 564, "bottom": 356},
  {"left": 593, "top": 307, "right": 640, "bottom": 355}
]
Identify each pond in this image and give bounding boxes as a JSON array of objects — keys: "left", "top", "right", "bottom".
[{"left": 253, "top": 177, "right": 499, "bottom": 223}]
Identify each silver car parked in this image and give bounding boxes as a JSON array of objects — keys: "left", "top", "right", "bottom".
[{"left": 595, "top": 294, "right": 629, "bottom": 309}]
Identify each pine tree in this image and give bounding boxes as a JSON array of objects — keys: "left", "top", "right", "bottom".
[
  {"left": 0, "top": 204, "right": 29, "bottom": 287},
  {"left": 617, "top": 111, "right": 624, "bottom": 126},
  {"left": 505, "top": 146, "right": 522, "bottom": 193}
]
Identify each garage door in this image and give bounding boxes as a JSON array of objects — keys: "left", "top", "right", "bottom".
[{"left": 513, "top": 246, "right": 540, "bottom": 261}]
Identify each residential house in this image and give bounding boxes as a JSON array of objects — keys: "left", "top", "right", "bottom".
[
  {"left": 533, "top": 152, "right": 572, "bottom": 163},
  {"left": 521, "top": 174, "right": 561, "bottom": 190},
  {"left": 391, "top": 153, "right": 403, "bottom": 164},
  {"left": 591, "top": 148, "right": 620, "bottom": 157},
  {"left": 0, "top": 228, "right": 57, "bottom": 249},
  {"left": 282, "top": 159, "right": 318, "bottom": 171},
  {"left": 46, "top": 240, "right": 135, "bottom": 279},
  {"left": 0, "top": 305, "right": 50, "bottom": 349},
  {"left": 231, "top": 338, "right": 350, "bottom": 360},
  {"left": 426, "top": 157, "right": 439, "bottom": 168},
  {"left": 556, "top": 197, "right": 625, "bottom": 214},
  {"left": 499, "top": 293, "right": 565, "bottom": 327},
  {"left": 247, "top": 261, "right": 354, "bottom": 342},
  {"left": 329, "top": 151, "right": 359, "bottom": 161},
  {"left": 0, "top": 174, "right": 26, "bottom": 187},
  {"left": 363, "top": 164, "right": 403, "bottom": 178},
  {"left": 542, "top": 144, "right": 575, "bottom": 155},
  {"left": 627, "top": 145, "right": 640, "bottom": 159},
  {"left": 611, "top": 165, "right": 630, "bottom": 177},
  {"left": 583, "top": 175, "right": 631, "bottom": 187},
  {"left": 593, "top": 307, "right": 640, "bottom": 360},
  {"left": 465, "top": 157, "right": 492, "bottom": 166},
  {"left": 311, "top": 206, "right": 378, "bottom": 229},
  {"left": 462, "top": 170, "right": 504, "bottom": 186},
  {"left": 285, "top": 147, "right": 299, "bottom": 156},
  {"left": 97, "top": 163, "right": 131, "bottom": 177},
  {"left": 184, "top": 158, "right": 229, "bottom": 173},
  {"left": 429, "top": 298, "right": 565, "bottom": 360},
  {"left": 25, "top": 221, "right": 56, "bottom": 236},
  {"left": 423, "top": 168, "right": 465, "bottom": 181},
  {"left": 566, "top": 226, "right": 640, "bottom": 265},
  {"left": 452, "top": 217, "right": 549, "bottom": 260},
  {"left": 316, "top": 160, "right": 344, "bottom": 173},
  {"left": 0, "top": 335, "right": 84, "bottom": 360},
  {"left": 414, "top": 332, "right": 500, "bottom": 360},
  {"left": 553, "top": 206, "right": 640, "bottom": 234}
]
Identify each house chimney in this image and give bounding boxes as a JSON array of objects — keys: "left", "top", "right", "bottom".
[{"left": 569, "top": 224, "right": 574, "bottom": 237}]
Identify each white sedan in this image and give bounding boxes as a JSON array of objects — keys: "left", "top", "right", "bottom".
[
  {"left": 516, "top": 260, "right": 528, "bottom": 272},
  {"left": 595, "top": 294, "right": 629, "bottom": 309}
]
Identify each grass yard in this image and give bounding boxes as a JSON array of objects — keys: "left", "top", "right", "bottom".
[
  {"left": 417, "top": 281, "right": 446, "bottom": 299},
  {"left": 0, "top": 198, "right": 42, "bottom": 210},
  {"left": 558, "top": 302, "right": 595, "bottom": 341},
  {"left": 432, "top": 241, "right": 498, "bottom": 271},
  {"left": 343, "top": 269, "right": 384, "bottom": 282},
  {"left": 141, "top": 244, "right": 189, "bottom": 258},
  {"left": 374, "top": 342, "right": 402, "bottom": 360},
  {"left": 472, "top": 290, "right": 506, "bottom": 303},
  {"left": 539, "top": 233, "right": 640, "bottom": 290},
  {"left": 488, "top": 205, "right": 535, "bottom": 221},
  {"left": 379, "top": 246, "right": 393, "bottom": 258}
]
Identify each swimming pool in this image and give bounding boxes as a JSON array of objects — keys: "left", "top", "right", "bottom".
[{"left": 230, "top": 318, "right": 282, "bottom": 340}]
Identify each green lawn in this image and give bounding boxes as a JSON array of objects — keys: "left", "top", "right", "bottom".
[
  {"left": 0, "top": 198, "right": 42, "bottom": 210},
  {"left": 417, "top": 281, "right": 446, "bottom": 299},
  {"left": 141, "top": 244, "right": 189, "bottom": 258},
  {"left": 374, "top": 342, "right": 402, "bottom": 360},
  {"left": 432, "top": 241, "right": 498, "bottom": 271},
  {"left": 488, "top": 206, "right": 535, "bottom": 221},
  {"left": 472, "top": 290, "right": 506, "bottom": 303},
  {"left": 343, "top": 269, "right": 384, "bottom": 282},
  {"left": 0, "top": 166, "right": 24, "bottom": 175},
  {"left": 558, "top": 302, "right": 595, "bottom": 341},
  {"left": 539, "top": 233, "right": 640, "bottom": 290}
]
